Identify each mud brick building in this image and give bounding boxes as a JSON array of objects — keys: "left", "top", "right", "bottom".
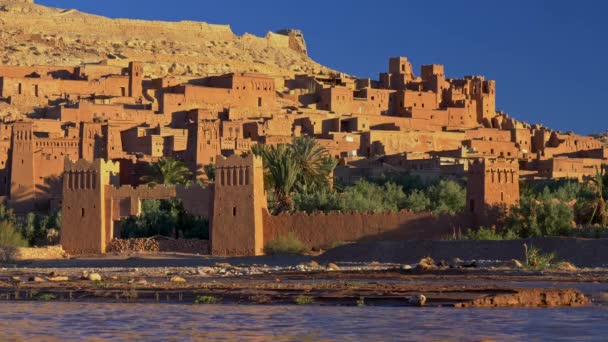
[{"left": 0, "top": 53, "right": 604, "bottom": 254}]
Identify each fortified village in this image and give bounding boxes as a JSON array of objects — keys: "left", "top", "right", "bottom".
[{"left": 0, "top": 0, "right": 606, "bottom": 256}]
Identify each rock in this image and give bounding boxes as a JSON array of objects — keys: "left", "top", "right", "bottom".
[
  {"left": 215, "top": 262, "right": 231, "bottom": 268},
  {"left": 436, "top": 260, "right": 449, "bottom": 268},
  {"left": 416, "top": 257, "right": 436, "bottom": 271},
  {"left": 10, "top": 276, "right": 21, "bottom": 283},
  {"left": 47, "top": 276, "right": 69, "bottom": 282},
  {"left": 87, "top": 273, "right": 102, "bottom": 281},
  {"left": 28, "top": 276, "right": 45, "bottom": 282},
  {"left": 408, "top": 294, "right": 427, "bottom": 306},
  {"left": 401, "top": 264, "right": 413, "bottom": 271},
  {"left": 326, "top": 263, "right": 340, "bottom": 271},
  {"left": 510, "top": 259, "right": 524, "bottom": 268},
  {"left": 137, "top": 279, "right": 148, "bottom": 285},
  {"left": 556, "top": 262, "right": 577, "bottom": 271},
  {"left": 170, "top": 276, "right": 186, "bottom": 283},
  {"left": 308, "top": 260, "right": 319, "bottom": 267}
]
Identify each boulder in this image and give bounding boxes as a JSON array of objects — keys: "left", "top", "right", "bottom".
[
  {"left": 415, "top": 257, "right": 436, "bottom": 271},
  {"left": 326, "top": 263, "right": 340, "bottom": 271},
  {"left": 408, "top": 294, "right": 427, "bottom": 306},
  {"left": 47, "top": 276, "right": 69, "bottom": 282},
  {"left": 88, "top": 273, "right": 102, "bottom": 281},
  {"left": 170, "top": 276, "right": 187, "bottom": 283}
]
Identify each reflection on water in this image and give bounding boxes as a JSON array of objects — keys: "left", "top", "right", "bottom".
[{"left": 0, "top": 302, "right": 606, "bottom": 341}]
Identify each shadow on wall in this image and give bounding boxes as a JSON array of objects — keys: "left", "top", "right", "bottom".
[
  {"left": 263, "top": 209, "right": 473, "bottom": 251},
  {"left": 316, "top": 237, "right": 608, "bottom": 268}
]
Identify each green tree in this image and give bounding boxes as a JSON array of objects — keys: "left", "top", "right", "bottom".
[
  {"left": 426, "top": 179, "right": 466, "bottom": 215},
  {"left": 339, "top": 181, "right": 405, "bottom": 213},
  {"left": 0, "top": 221, "right": 28, "bottom": 247},
  {"left": 294, "top": 188, "right": 341, "bottom": 213},
  {"left": 120, "top": 199, "right": 208, "bottom": 239},
  {"left": 141, "top": 158, "right": 193, "bottom": 186},
  {"left": 252, "top": 137, "right": 337, "bottom": 213},
  {"left": 588, "top": 166, "right": 607, "bottom": 226},
  {"left": 402, "top": 189, "right": 432, "bottom": 212},
  {"left": 507, "top": 188, "right": 574, "bottom": 237}
]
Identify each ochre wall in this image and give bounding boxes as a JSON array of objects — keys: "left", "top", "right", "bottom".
[{"left": 263, "top": 209, "right": 470, "bottom": 249}]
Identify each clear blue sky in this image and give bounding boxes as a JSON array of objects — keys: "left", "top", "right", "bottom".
[{"left": 37, "top": 0, "right": 607, "bottom": 135}]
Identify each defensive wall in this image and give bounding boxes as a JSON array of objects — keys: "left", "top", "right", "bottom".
[
  {"left": 60, "top": 154, "right": 508, "bottom": 257},
  {"left": 263, "top": 210, "right": 471, "bottom": 249}
]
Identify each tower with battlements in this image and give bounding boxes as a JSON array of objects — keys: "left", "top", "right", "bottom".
[{"left": 211, "top": 154, "right": 266, "bottom": 256}]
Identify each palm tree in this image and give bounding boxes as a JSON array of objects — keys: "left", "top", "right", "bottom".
[
  {"left": 588, "top": 165, "right": 607, "bottom": 227},
  {"left": 251, "top": 137, "right": 338, "bottom": 213},
  {"left": 141, "top": 158, "right": 193, "bottom": 186},
  {"left": 290, "top": 136, "right": 337, "bottom": 191}
]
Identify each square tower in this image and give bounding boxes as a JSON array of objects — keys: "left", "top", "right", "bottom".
[
  {"left": 467, "top": 157, "right": 519, "bottom": 227},
  {"left": 211, "top": 154, "right": 266, "bottom": 256},
  {"left": 61, "top": 158, "right": 120, "bottom": 254}
]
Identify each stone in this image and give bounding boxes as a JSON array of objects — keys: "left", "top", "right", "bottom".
[
  {"left": 170, "top": 276, "right": 187, "bottom": 283},
  {"left": 28, "top": 276, "right": 45, "bottom": 282},
  {"left": 510, "top": 259, "right": 524, "bottom": 268},
  {"left": 216, "top": 263, "right": 231, "bottom": 268},
  {"left": 10, "top": 276, "right": 21, "bottom": 283},
  {"left": 137, "top": 279, "right": 148, "bottom": 285},
  {"left": 88, "top": 273, "right": 102, "bottom": 281},
  {"left": 401, "top": 264, "right": 413, "bottom": 271},
  {"left": 556, "top": 262, "right": 577, "bottom": 271},
  {"left": 326, "top": 263, "right": 340, "bottom": 271},
  {"left": 416, "top": 257, "right": 436, "bottom": 271},
  {"left": 47, "top": 276, "right": 69, "bottom": 282},
  {"left": 408, "top": 294, "right": 427, "bottom": 306},
  {"left": 308, "top": 260, "right": 320, "bottom": 267}
]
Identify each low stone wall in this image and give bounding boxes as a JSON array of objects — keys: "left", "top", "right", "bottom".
[
  {"left": 263, "top": 209, "right": 471, "bottom": 249},
  {"left": 107, "top": 238, "right": 209, "bottom": 254},
  {"left": 0, "top": 246, "right": 66, "bottom": 262},
  {"left": 317, "top": 237, "right": 608, "bottom": 268}
]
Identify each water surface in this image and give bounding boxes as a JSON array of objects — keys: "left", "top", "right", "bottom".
[{"left": 0, "top": 302, "right": 606, "bottom": 341}]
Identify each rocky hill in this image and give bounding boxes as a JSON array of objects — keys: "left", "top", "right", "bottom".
[{"left": 0, "top": 0, "right": 333, "bottom": 78}]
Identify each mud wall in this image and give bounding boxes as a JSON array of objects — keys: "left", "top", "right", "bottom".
[{"left": 263, "top": 209, "right": 471, "bottom": 248}]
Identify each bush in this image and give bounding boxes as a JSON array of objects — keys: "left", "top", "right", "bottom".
[
  {"left": 294, "top": 188, "right": 341, "bottom": 213},
  {"left": 524, "top": 244, "right": 557, "bottom": 270},
  {"left": 507, "top": 188, "right": 574, "bottom": 237},
  {"left": 120, "top": 199, "right": 208, "bottom": 239},
  {"left": 264, "top": 232, "right": 307, "bottom": 255},
  {"left": 462, "top": 227, "right": 519, "bottom": 240},
  {"left": 21, "top": 210, "right": 61, "bottom": 246},
  {"left": 0, "top": 221, "right": 28, "bottom": 247},
  {"left": 339, "top": 181, "right": 405, "bottom": 213},
  {"left": 426, "top": 179, "right": 466, "bottom": 216}
]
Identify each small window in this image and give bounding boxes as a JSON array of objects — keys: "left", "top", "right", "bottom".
[
  {"left": 81, "top": 208, "right": 85, "bottom": 217},
  {"left": 233, "top": 207, "right": 237, "bottom": 216},
  {"left": 258, "top": 97, "right": 262, "bottom": 107}
]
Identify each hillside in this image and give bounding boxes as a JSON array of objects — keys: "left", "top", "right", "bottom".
[{"left": 0, "top": 0, "right": 333, "bottom": 78}]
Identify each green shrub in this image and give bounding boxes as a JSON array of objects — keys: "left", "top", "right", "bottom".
[
  {"left": 462, "top": 227, "right": 519, "bottom": 241},
  {"left": 0, "top": 221, "right": 28, "bottom": 247},
  {"left": 264, "top": 232, "right": 307, "bottom": 255},
  {"left": 507, "top": 188, "right": 574, "bottom": 237},
  {"left": 339, "top": 181, "right": 405, "bottom": 213},
  {"left": 194, "top": 295, "right": 220, "bottom": 304},
  {"left": 120, "top": 199, "right": 208, "bottom": 239},
  {"left": 294, "top": 188, "right": 341, "bottom": 213},
  {"left": 294, "top": 295, "right": 314, "bottom": 305},
  {"left": 426, "top": 179, "right": 466, "bottom": 216},
  {"left": 524, "top": 244, "right": 557, "bottom": 270}
]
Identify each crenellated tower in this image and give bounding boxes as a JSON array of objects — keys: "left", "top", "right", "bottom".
[
  {"left": 61, "top": 158, "right": 120, "bottom": 254},
  {"left": 211, "top": 154, "right": 266, "bottom": 256}
]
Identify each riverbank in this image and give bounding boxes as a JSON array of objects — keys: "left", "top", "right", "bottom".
[{"left": 0, "top": 257, "right": 604, "bottom": 308}]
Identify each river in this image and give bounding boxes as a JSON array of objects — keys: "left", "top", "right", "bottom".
[{"left": 0, "top": 302, "right": 606, "bottom": 341}]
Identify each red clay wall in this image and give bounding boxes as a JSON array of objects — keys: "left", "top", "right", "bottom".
[{"left": 263, "top": 209, "right": 471, "bottom": 249}]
